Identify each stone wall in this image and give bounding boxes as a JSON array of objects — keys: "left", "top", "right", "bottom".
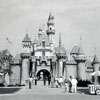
[
  {"left": 78, "top": 62, "right": 86, "bottom": 80},
  {"left": 86, "top": 71, "right": 92, "bottom": 81},
  {"left": 21, "top": 58, "right": 30, "bottom": 85},
  {"left": 10, "top": 64, "right": 21, "bottom": 85},
  {"left": 65, "top": 63, "right": 77, "bottom": 80}
]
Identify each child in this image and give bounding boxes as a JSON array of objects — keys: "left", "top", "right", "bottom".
[
  {"left": 64, "top": 79, "right": 69, "bottom": 93},
  {"left": 55, "top": 80, "right": 59, "bottom": 88}
]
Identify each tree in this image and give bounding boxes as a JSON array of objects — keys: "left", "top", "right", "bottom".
[{"left": 0, "top": 49, "right": 13, "bottom": 84}]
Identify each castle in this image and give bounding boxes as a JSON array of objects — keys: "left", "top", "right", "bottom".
[{"left": 8, "top": 12, "right": 100, "bottom": 85}]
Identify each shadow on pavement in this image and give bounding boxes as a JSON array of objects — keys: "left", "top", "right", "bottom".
[
  {"left": 77, "top": 88, "right": 90, "bottom": 95},
  {"left": 0, "top": 87, "right": 21, "bottom": 94}
]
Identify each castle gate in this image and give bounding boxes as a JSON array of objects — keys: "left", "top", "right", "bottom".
[{"left": 36, "top": 65, "right": 51, "bottom": 85}]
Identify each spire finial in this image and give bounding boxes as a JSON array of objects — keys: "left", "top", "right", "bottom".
[
  {"left": 80, "top": 35, "right": 82, "bottom": 46},
  {"left": 59, "top": 33, "right": 61, "bottom": 47},
  {"left": 26, "top": 29, "right": 28, "bottom": 34},
  {"left": 43, "top": 24, "right": 45, "bottom": 31},
  {"left": 35, "top": 32, "right": 36, "bottom": 40},
  {"left": 94, "top": 47, "right": 96, "bottom": 55}
]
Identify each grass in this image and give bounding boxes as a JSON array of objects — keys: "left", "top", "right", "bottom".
[{"left": 0, "top": 87, "right": 21, "bottom": 94}]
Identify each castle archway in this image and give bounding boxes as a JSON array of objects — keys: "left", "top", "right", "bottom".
[{"left": 36, "top": 69, "right": 51, "bottom": 81}]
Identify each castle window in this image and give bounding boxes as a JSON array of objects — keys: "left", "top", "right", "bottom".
[
  {"left": 42, "top": 41, "right": 45, "bottom": 47},
  {"left": 42, "top": 51, "right": 45, "bottom": 56}
]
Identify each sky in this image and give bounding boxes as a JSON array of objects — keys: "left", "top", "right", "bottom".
[{"left": 0, "top": 0, "right": 100, "bottom": 60}]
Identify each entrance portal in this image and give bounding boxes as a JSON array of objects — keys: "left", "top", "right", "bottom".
[{"left": 36, "top": 69, "right": 51, "bottom": 85}]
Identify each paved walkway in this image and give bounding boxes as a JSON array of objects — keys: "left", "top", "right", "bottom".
[
  {"left": 15, "top": 81, "right": 80, "bottom": 95},
  {"left": 0, "top": 82, "right": 100, "bottom": 100}
]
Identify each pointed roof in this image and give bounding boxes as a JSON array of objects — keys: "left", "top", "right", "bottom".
[
  {"left": 48, "top": 12, "right": 54, "bottom": 20},
  {"left": 59, "top": 33, "right": 61, "bottom": 47},
  {"left": 78, "top": 45, "right": 84, "bottom": 55},
  {"left": 92, "top": 55, "right": 99, "bottom": 64},
  {"left": 70, "top": 44, "right": 79, "bottom": 54},
  {"left": 34, "top": 31, "right": 51, "bottom": 45},
  {"left": 55, "top": 34, "right": 66, "bottom": 57},
  {"left": 39, "top": 27, "right": 42, "bottom": 31},
  {"left": 22, "top": 34, "right": 31, "bottom": 42}
]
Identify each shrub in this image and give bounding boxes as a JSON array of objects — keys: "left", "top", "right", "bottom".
[
  {"left": 0, "top": 83, "right": 4, "bottom": 87},
  {"left": 77, "top": 80, "right": 92, "bottom": 87}
]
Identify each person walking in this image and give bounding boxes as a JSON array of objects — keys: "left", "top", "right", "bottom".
[
  {"left": 59, "top": 76, "right": 63, "bottom": 87},
  {"left": 35, "top": 76, "right": 38, "bottom": 85},
  {"left": 68, "top": 76, "right": 72, "bottom": 92},
  {"left": 64, "top": 79, "right": 68, "bottom": 93},
  {"left": 43, "top": 76, "right": 46, "bottom": 86},
  {"left": 48, "top": 76, "right": 51, "bottom": 86},
  {"left": 29, "top": 77, "right": 33, "bottom": 89},
  {"left": 51, "top": 75, "right": 55, "bottom": 88},
  {"left": 71, "top": 77, "right": 78, "bottom": 93}
]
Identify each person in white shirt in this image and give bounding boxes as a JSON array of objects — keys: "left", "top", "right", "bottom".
[
  {"left": 29, "top": 77, "right": 33, "bottom": 89},
  {"left": 59, "top": 76, "right": 64, "bottom": 87},
  {"left": 71, "top": 77, "right": 78, "bottom": 93}
]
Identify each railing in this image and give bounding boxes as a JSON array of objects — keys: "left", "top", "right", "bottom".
[{"left": 88, "top": 84, "right": 100, "bottom": 94}]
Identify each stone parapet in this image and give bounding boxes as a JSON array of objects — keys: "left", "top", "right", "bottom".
[
  {"left": 46, "top": 29, "right": 55, "bottom": 35},
  {"left": 11, "top": 59, "right": 21, "bottom": 65},
  {"left": 20, "top": 53, "right": 31, "bottom": 59},
  {"left": 75, "top": 55, "right": 87, "bottom": 62},
  {"left": 66, "top": 61, "right": 77, "bottom": 65}
]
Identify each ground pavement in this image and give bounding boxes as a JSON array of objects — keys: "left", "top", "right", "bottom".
[{"left": 0, "top": 81, "right": 100, "bottom": 100}]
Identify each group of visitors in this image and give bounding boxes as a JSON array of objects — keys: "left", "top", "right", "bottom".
[
  {"left": 28, "top": 75, "right": 78, "bottom": 93},
  {"left": 64, "top": 76, "right": 78, "bottom": 93}
]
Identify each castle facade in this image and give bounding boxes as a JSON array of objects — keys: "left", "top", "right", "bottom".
[{"left": 9, "top": 12, "right": 100, "bottom": 85}]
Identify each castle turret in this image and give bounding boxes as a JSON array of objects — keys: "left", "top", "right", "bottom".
[
  {"left": 92, "top": 54, "right": 99, "bottom": 84},
  {"left": 70, "top": 44, "right": 79, "bottom": 58},
  {"left": 92, "top": 54, "right": 99, "bottom": 71},
  {"left": 55, "top": 33, "right": 66, "bottom": 78},
  {"left": 38, "top": 27, "right": 42, "bottom": 39},
  {"left": 21, "top": 53, "right": 31, "bottom": 85},
  {"left": 75, "top": 45, "right": 86, "bottom": 81},
  {"left": 21, "top": 33, "right": 31, "bottom": 85},
  {"left": 22, "top": 33, "right": 31, "bottom": 53},
  {"left": 46, "top": 12, "right": 55, "bottom": 42}
]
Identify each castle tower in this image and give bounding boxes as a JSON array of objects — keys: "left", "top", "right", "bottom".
[
  {"left": 92, "top": 54, "right": 99, "bottom": 71},
  {"left": 92, "top": 54, "right": 99, "bottom": 84},
  {"left": 22, "top": 33, "right": 31, "bottom": 53},
  {"left": 46, "top": 12, "right": 55, "bottom": 42},
  {"left": 21, "top": 33, "right": 31, "bottom": 85},
  {"left": 55, "top": 33, "right": 66, "bottom": 78},
  {"left": 38, "top": 27, "right": 42, "bottom": 39},
  {"left": 75, "top": 45, "right": 86, "bottom": 81},
  {"left": 70, "top": 44, "right": 79, "bottom": 58}
]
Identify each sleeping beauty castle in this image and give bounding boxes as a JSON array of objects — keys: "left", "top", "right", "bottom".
[{"left": 6, "top": 12, "right": 100, "bottom": 85}]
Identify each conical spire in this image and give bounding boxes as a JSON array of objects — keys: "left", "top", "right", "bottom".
[
  {"left": 92, "top": 48, "right": 99, "bottom": 64},
  {"left": 78, "top": 36, "right": 84, "bottom": 55},
  {"left": 59, "top": 33, "right": 61, "bottom": 47},
  {"left": 70, "top": 44, "right": 79, "bottom": 55},
  {"left": 78, "top": 45, "right": 84, "bottom": 55},
  {"left": 48, "top": 12, "right": 54, "bottom": 20},
  {"left": 92, "top": 55, "right": 99, "bottom": 64},
  {"left": 38, "top": 26, "right": 42, "bottom": 32},
  {"left": 22, "top": 33, "right": 31, "bottom": 42}
]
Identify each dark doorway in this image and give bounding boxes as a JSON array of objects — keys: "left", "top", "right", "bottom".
[{"left": 36, "top": 69, "right": 51, "bottom": 85}]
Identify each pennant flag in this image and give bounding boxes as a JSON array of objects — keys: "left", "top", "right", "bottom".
[{"left": 6, "top": 38, "right": 12, "bottom": 44}]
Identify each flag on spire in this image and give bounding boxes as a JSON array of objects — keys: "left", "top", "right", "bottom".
[
  {"left": 80, "top": 35, "right": 82, "bottom": 46},
  {"left": 6, "top": 38, "right": 12, "bottom": 44}
]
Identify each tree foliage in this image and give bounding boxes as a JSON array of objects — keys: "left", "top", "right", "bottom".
[{"left": 0, "top": 49, "right": 13, "bottom": 75}]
